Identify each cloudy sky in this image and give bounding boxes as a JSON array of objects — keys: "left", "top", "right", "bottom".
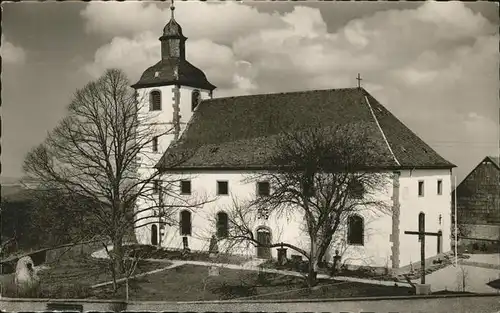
[{"left": 2, "top": 1, "right": 498, "bottom": 184}]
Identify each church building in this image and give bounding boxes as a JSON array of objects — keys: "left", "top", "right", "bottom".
[{"left": 132, "top": 4, "right": 456, "bottom": 274}]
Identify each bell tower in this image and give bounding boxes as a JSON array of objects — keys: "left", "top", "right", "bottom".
[{"left": 132, "top": 0, "right": 216, "bottom": 246}]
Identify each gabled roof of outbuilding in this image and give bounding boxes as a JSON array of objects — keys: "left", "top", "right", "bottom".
[{"left": 157, "top": 87, "right": 455, "bottom": 171}]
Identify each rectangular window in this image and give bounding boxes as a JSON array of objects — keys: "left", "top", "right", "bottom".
[
  {"left": 152, "top": 136, "right": 159, "bottom": 152},
  {"left": 437, "top": 180, "right": 442, "bottom": 195},
  {"left": 217, "top": 181, "right": 229, "bottom": 195},
  {"left": 153, "top": 180, "right": 160, "bottom": 194},
  {"left": 418, "top": 181, "right": 424, "bottom": 197},
  {"left": 180, "top": 180, "right": 191, "bottom": 195},
  {"left": 257, "top": 181, "right": 270, "bottom": 196}
]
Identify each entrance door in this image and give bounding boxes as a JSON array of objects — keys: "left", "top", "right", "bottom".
[
  {"left": 151, "top": 224, "right": 158, "bottom": 246},
  {"left": 437, "top": 230, "right": 442, "bottom": 254},
  {"left": 256, "top": 227, "right": 272, "bottom": 259}
]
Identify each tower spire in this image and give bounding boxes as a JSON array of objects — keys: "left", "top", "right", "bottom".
[{"left": 170, "top": 0, "right": 175, "bottom": 19}]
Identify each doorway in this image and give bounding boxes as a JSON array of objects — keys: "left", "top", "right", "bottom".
[{"left": 256, "top": 226, "right": 272, "bottom": 259}]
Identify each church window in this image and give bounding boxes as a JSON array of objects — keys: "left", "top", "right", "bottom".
[
  {"left": 180, "top": 180, "right": 191, "bottom": 195},
  {"left": 257, "top": 181, "right": 270, "bottom": 197},
  {"left": 418, "top": 181, "right": 424, "bottom": 197},
  {"left": 347, "top": 215, "right": 364, "bottom": 245},
  {"left": 152, "top": 136, "right": 159, "bottom": 152},
  {"left": 180, "top": 210, "right": 192, "bottom": 236},
  {"left": 151, "top": 224, "right": 158, "bottom": 246},
  {"left": 348, "top": 178, "right": 365, "bottom": 199},
  {"left": 150, "top": 90, "right": 162, "bottom": 111},
  {"left": 437, "top": 180, "right": 442, "bottom": 195},
  {"left": 216, "top": 211, "right": 229, "bottom": 238},
  {"left": 191, "top": 89, "right": 201, "bottom": 111},
  {"left": 217, "top": 181, "right": 229, "bottom": 195}
]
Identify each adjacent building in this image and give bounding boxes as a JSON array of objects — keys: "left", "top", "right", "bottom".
[{"left": 452, "top": 156, "right": 500, "bottom": 249}]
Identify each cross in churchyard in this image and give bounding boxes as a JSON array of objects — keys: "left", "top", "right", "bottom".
[
  {"left": 356, "top": 73, "right": 363, "bottom": 88},
  {"left": 404, "top": 213, "right": 442, "bottom": 284}
]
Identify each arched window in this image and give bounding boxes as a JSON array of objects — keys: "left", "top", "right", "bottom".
[
  {"left": 150, "top": 90, "right": 162, "bottom": 111},
  {"left": 191, "top": 89, "right": 201, "bottom": 111},
  {"left": 347, "top": 215, "right": 364, "bottom": 245},
  {"left": 180, "top": 210, "right": 192, "bottom": 236},
  {"left": 151, "top": 224, "right": 158, "bottom": 246},
  {"left": 216, "top": 211, "right": 229, "bottom": 238}
]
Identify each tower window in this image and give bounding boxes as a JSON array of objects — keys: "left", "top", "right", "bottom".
[
  {"left": 152, "top": 136, "right": 159, "bottom": 152},
  {"left": 257, "top": 181, "right": 270, "bottom": 196},
  {"left": 437, "top": 180, "right": 442, "bottom": 195},
  {"left": 150, "top": 90, "right": 162, "bottom": 111},
  {"left": 418, "top": 181, "right": 424, "bottom": 197},
  {"left": 347, "top": 215, "right": 364, "bottom": 245},
  {"left": 191, "top": 89, "right": 201, "bottom": 111},
  {"left": 217, "top": 181, "right": 229, "bottom": 195},
  {"left": 180, "top": 180, "right": 191, "bottom": 195}
]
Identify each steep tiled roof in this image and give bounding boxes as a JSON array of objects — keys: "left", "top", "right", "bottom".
[
  {"left": 157, "top": 88, "right": 455, "bottom": 171},
  {"left": 131, "top": 58, "right": 216, "bottom": 91}
]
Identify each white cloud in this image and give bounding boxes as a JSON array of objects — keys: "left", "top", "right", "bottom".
[
  {"left": 1, "top": 36, "right": 27, "bottom": 65},
  {"left": 82, "top": 1, "right": 497, "bottom": 103}
]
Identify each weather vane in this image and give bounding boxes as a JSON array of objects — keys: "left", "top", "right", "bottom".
[{"left": 170, "top": 0, "right": 175, "bottom": 17}]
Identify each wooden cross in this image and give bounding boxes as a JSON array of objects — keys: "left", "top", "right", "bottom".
[
  {"left": 356, "top": 73, "right": 363, "bottom": 88},
  {"left": 404, "top": 213, "right": 442, "bottom": 284}
]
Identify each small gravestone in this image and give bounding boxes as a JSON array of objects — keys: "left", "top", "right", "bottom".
[
  {"left": 208, "top": 265, "right": 220, "bottom": 277},
  {"left": 415, "top": 283, "right": 431, "bottom": 295},
  {"left": 277, "top": 246, "right": 288, "bottom": 266},
  {"left": 182, "top": 236, "right": 189, "bottom": 250},
  {"left": 208, "top": 235, "right": 219, "bottom": 258},
  {"left": 291, "top": 255, "right": 302, "bottom": 263},
  {"left": 331, "top": 249, "right": 342, "bottom": 275},
  {"left": 15, "top": 256, "right": 40, "bottom": 296}
]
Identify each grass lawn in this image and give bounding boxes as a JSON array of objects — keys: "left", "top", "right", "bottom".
[
  {"left": 1, "top": 256, "right": 170, "bottom": 298},
  {"left": 93, "top": 264, "right": 414, "bottom": 301}
]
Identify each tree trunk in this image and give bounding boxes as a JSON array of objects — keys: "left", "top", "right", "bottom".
[
  {"left": 308, "top": 237, "right": 318, "bottom": 287},
  {"left": 113, "top": 236, "right": 125, "bottom": 275}
]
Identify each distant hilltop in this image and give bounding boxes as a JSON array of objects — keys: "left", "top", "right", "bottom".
[{"left": 1, "top": 176, "right": 40, "bottom": 187}]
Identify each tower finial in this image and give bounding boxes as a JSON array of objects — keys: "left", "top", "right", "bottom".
[{"left": 170, "top": 0, "right": 175, "bottom": 18}]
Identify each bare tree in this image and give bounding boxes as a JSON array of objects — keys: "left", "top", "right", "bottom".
[
  {"left": 22, "top": 69, "right": 203, "bottom": 292},
  {"left": 219, "top": 126, "right": 391, "bottom": 286}
]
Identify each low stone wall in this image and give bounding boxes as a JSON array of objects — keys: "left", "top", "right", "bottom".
[
  {"left": 1, "top": 294, "right": 499, "bottom": 312},
  {"left": 0, "top": 298, "right": 127, "bottom": 312}
]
